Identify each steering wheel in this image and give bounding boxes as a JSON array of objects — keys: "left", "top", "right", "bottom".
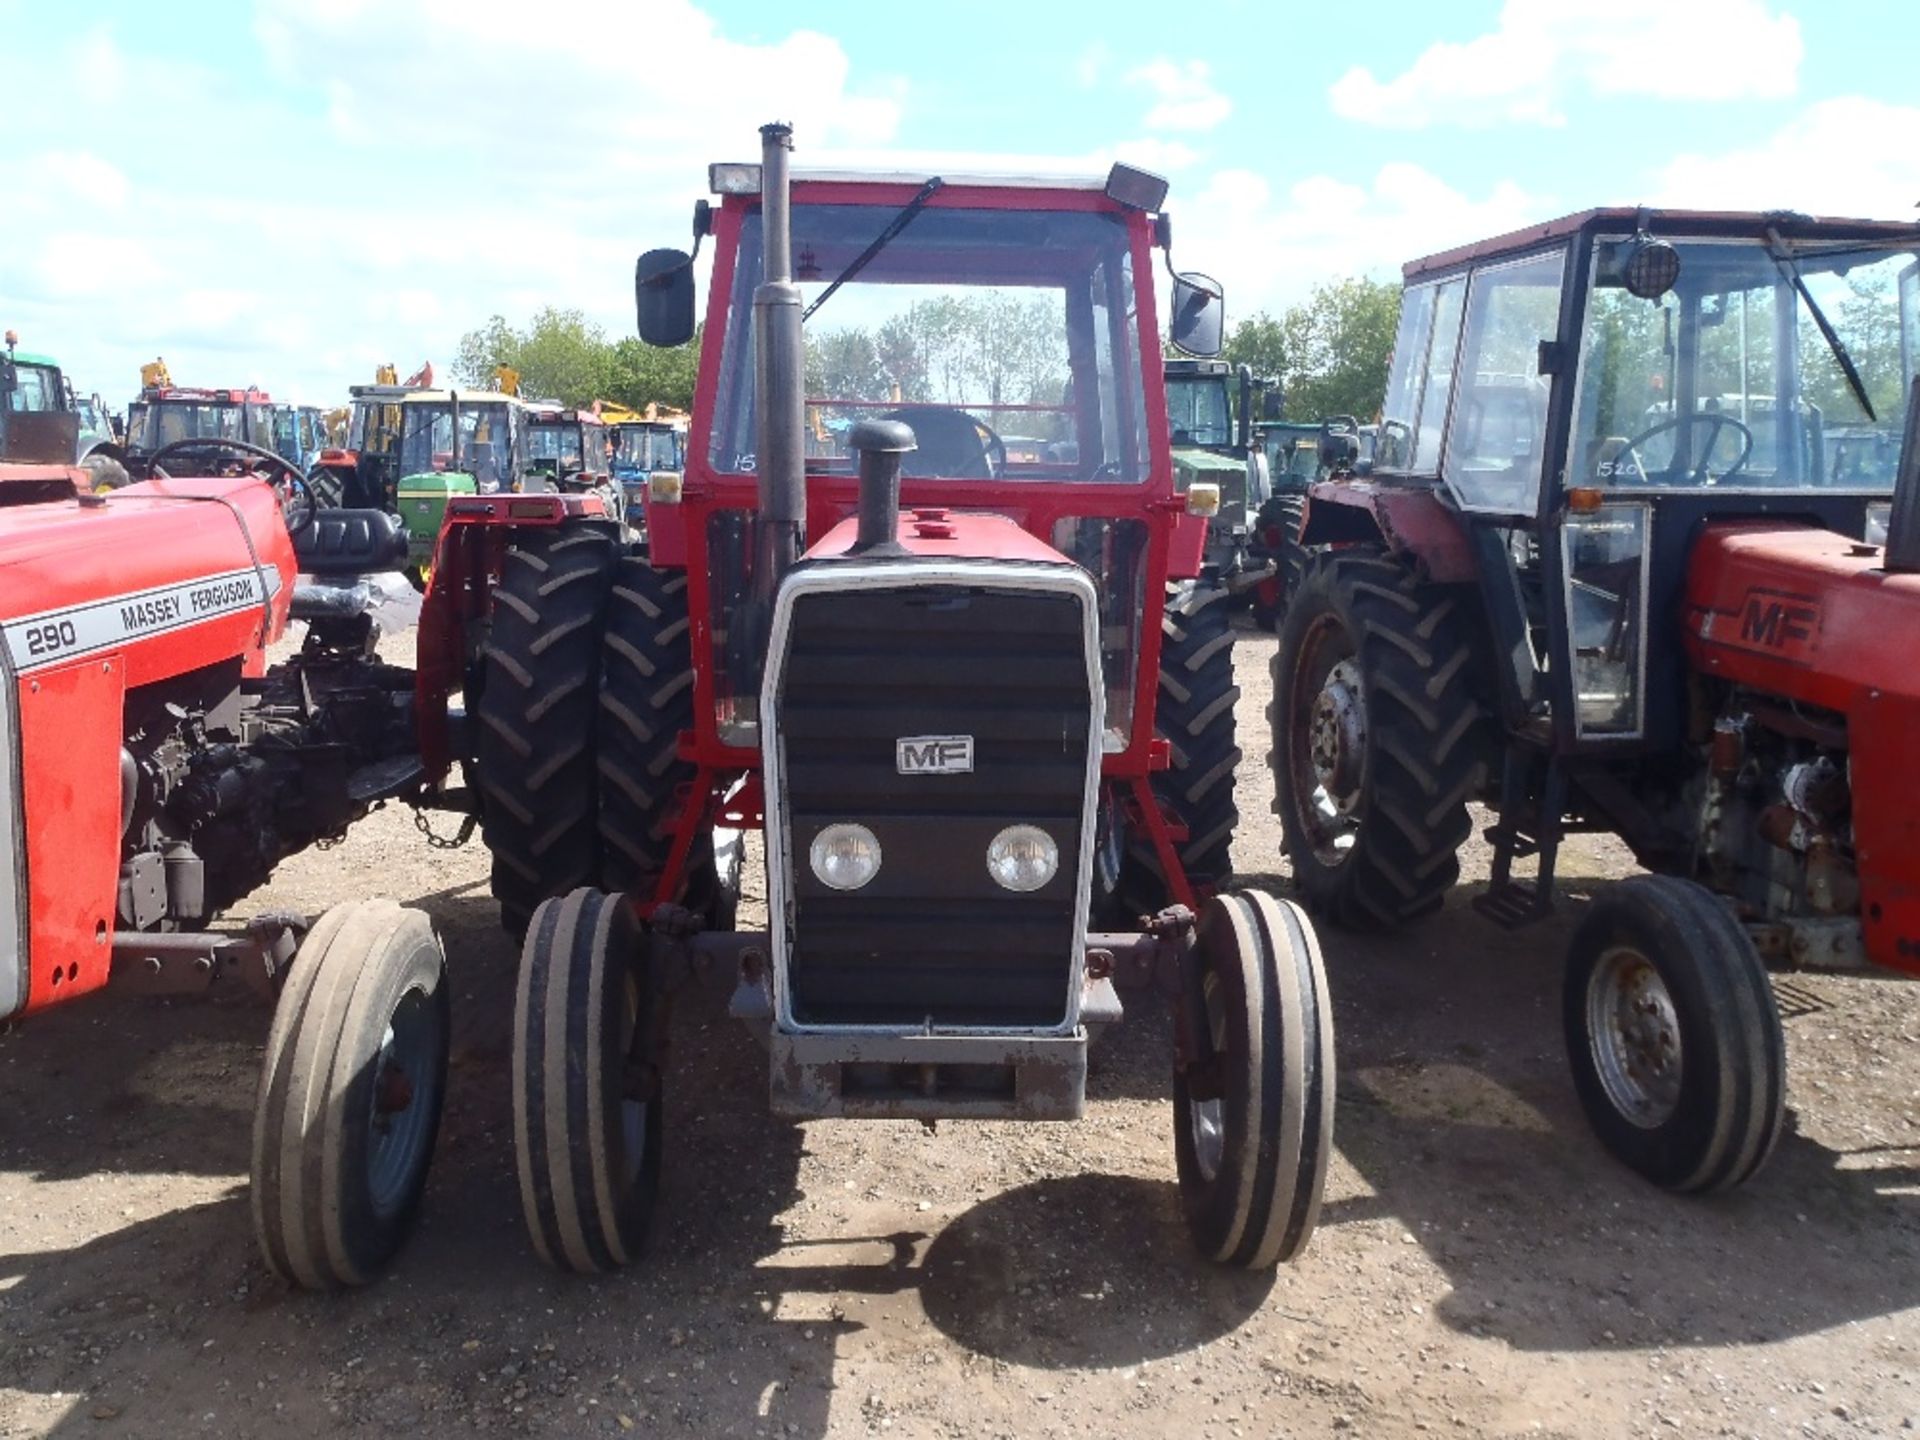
[
  {"left": 148, "top": 437, "right": 317, "bottom": 535},
  {"left": 1608, "top": 414, "right": 1754, "bottom": 486},
  {"left": 883, "top": 405, "right": 1008, "bottom": 479}
]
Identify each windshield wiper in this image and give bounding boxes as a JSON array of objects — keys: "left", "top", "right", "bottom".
[
  {"left": 1765, "top": 225, "right": 1877, "bottom": 424},
  {"left": 801, "top": 177, "right": 944, "bottom": 323}
]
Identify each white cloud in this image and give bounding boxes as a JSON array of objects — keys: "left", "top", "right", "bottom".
[
  {"left": 1176, "top": 164, "right": 1549, "bottom": 322},
  {"left": 1128, "top": 58, "right": 1232, "bottom": 133},
  {"left": 1075, "top": 41, "right": 1111, "bottom": 90},
  {"left": 1332, "top": 0, "right": 1803, "bottom": 129},
  {"left": 1654, "top": 97, "right": 1920, "bottom": 217}
]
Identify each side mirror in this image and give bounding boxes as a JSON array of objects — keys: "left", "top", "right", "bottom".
[
  {"left": 1169, "top": 272, "right": 1224, "bottom": 358},
  {"left": 636, "top": 249, "right": 697, "bottom": 348},
  {"left": 0, "top": 357, "right": 14, "bottom": 394}
]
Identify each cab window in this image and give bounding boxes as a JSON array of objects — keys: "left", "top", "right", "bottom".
[{"left": 1443, "top": 249, "right": 1565, "bottom": 513}]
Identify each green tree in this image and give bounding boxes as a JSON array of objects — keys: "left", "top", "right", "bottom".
[
  {"left": 454, "top": 308, "right": 701, "bottom": 410},
  {"left": 1222, "top": 310, "right": 1288, "bottom": 379},
  {"left": 1273, "top": 277, "right": 1402, "bottom": 421}
]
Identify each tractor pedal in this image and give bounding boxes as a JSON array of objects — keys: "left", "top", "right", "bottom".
[{"left": 1472, "top": 880, "right": 1553, "bottom": 929}]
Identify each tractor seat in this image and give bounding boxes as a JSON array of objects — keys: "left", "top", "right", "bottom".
[{"left": 292, "top": 508, "right": 409, "bottom": 576}]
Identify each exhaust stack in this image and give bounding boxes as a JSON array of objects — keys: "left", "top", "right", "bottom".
[
  {"left": 752, "top": 122, "right": 807, "bottom": 596},
  {"left": 848, "top": 419, "right": 915, "bottom": 554}
]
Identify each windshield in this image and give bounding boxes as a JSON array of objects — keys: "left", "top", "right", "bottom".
[
  {"left": 1166, "top": 373, "right": 1232, "bottom": 448},
  {"left": 712, "top": 202, "right": 1152, "bottom": 482},
  {"left": 4, "top": 363, "right": 61, "bottom": 413},
  {"left": 1573, "top": 238, "right": 1920, "bottom": 491},
  {"left": 529, "top": 422, "right": 589, "bottom": 468},
  {"left": 399, "top": 402, "right": 515, "bottom": 488},
  {"left": 129, "top": 401, "right": 265, "bottom": 450},
  {"left": 349, "top": 398, "right": 402, "bottom": 457},
  {"left": 613, "top": 424, "right": 682, "bottom": 472}
]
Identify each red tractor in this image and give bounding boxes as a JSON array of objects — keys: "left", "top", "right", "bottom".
[
  {"left": 1270, "top": 208, "right": 1920, "bottom": 1192},
  {"left": 489, "top": 122, "right": 1336, "bottom": 1274}
]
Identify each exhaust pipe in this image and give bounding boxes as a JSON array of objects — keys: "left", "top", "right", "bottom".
[
  {"left": 1886, "top": 376, "right": 1920, "bottom": 574},
  {"left": 848, "top": 419, "right": 915, "bottom": 554},
  {"left": 752, "top": 121, "right": 807, "bottom": 597}
]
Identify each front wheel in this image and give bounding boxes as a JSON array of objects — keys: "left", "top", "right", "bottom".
[
  {"left": 250, "top": 901, "right": 450, "bottom": 1289},
  {"left": 1174, "top": 891, "right": 1334, "bottom": 1268},
  {"left": 1563, "top": 876, "right": 1785, "bottom": 1193},
  {"left": 513, "top": 888, "right": 662, "bottom": 1273}
]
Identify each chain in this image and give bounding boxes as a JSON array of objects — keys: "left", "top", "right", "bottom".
[{"left": 412, "top": 804, "right": 478, "bottom": 850}]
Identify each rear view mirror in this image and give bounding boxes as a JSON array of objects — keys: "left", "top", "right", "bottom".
[
  {"left": 636, "top": 249, "right": 696, "bottom": 348},
  {"left": 1170, "top": 272, "right": 1224, "bottom": 357},
  {"left": 0, "top": 357, "right": 15, "bottom": 393}
]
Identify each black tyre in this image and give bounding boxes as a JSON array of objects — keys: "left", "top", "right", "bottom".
[
  {"left": 1174, "top": 891, "right": 1334, "bottom": 1268},
  {"left": 513, "top": 888, "right": 661, "bottom": 1273},
  {"left": 1270, "top": 550, "right": 1491, "bottom": 931},
  {"left": 80, "top": 452, "right": 131, "bottom": 492},
  {"left": 475, "top": 524, "right": 617, "bottom": 938},
  {"left": 1249, "top": 492, "right": 1309, "bottom": 632},
  {"left": 1120, "top": 581, "right": 1240, "bottom": 914},
  {"left": 251, "top": 901, "right": 449, "bottom": 1289},
  {"left": 597, "top": 554, "right": 731, "bottom": 919},
  {"left": 307, "top": 465, "right": 344, "bottom": 510},
  {"left": 1564, "top": 876, "right": 1785, "bottom": 1193}
]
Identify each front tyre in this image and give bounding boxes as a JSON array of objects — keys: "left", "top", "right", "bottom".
[
  {"left": 513, "top": 888, "right": 662, "bottom": 1273},
  {"left": 1563, "top": 876, "right": 1785, "bottom": 1193},
  {"left": 1174, "top": 892, "right": 1334, "bottom": 1268},
  {"left": 250, "top": 901, "right": 450, "bottom": 1289}
]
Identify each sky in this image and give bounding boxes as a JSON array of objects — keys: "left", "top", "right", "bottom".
[{"left": 3, "top": 0, "right": 1916, "bottom": 406}]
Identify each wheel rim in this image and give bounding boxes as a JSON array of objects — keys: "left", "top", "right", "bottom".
[
  {"left": 1288, "top": 618, "right": 1367, "bottom": 867},
  {"left": 1585, "top": 946, "right": 1683, "bottom": 1129},
  {"left": 618, "top": 969, "right": 647, "bottom": 1187},
  {"left": 1188, "top": 973, "right": 1229, "bottom": 1183},
  {"left": 366, "top": 984, "right": 444, "bottom": 1219}
]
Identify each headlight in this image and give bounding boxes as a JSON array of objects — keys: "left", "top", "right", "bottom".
[
  {"left": 809, "top": 823, "right": 881, "bottom": 890},
  {"left": 986, "top": 825, "right": 1059, "bottom": 892},
  {"left": 1866, "top": 501, "right": 1891, "bottom": 546}
]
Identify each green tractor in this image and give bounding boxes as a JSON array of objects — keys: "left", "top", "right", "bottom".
[
  {"left": 1164, "top": 358, "right": 1281, "bottom": 604},
  {"left": 387, "top": 389, "right": 529, "bottom": 575},
  {"left": 1246, "top": 414, "right": 1364, "bottom": 629},
  {"left": 0, "top": 330, "right": 126, "bottom": 486}
]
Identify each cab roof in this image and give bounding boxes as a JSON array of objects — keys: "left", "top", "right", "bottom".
[{"left": 1405, "top": 207, "right": 1920, "bottom": 281}]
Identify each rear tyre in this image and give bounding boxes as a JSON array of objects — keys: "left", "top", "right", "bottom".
[
  {"left": 1270, "top": 550, "right": 1491, "bottom": 931},
  {"left": 306, "top": 465, "right": 344, "bottom": 511},
  {"left": 1249, "top": 492, "right": 1307, "bottom": 632},
  {"left": 1563, "top": 876, "right": 1785, "bottom": 1193},
  {"left": 1174, "top": 891, "right": 1334, "bottom": 1268},
  {"left": 475, "top": 524, "right": 617, "bottom": 938},
  {"left": 513, "top": 888, "right": 661, "bottom": 1273},
  {"left": 251, "top": 901, "right": 449, "bottom": 1289},
  {"left": 1120, "top": 581, "right": 1240, "bottom": 914},
  {"left": 597, "top": 553, "right": 730, "bottom": 923}
]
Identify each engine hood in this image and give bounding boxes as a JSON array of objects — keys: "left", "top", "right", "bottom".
[{"left": 801, "top": 508, "right": 1074, "bottom": 567}]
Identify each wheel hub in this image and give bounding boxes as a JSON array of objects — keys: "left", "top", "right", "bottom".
[
  {"left": 1587, "top": 949, "right": 1683, "bottom": 1128},
  {"left": 1307, "top": 659, "right": 1367, "bottom": 813}
]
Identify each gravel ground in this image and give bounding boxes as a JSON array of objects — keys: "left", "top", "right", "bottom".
[{"left": 3, "top": 619, "right": 1919, "bottom": 1438}]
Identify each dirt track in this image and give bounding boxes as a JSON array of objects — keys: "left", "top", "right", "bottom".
[{"left": 3, "top": 621, "right": 1919, "bottom": 1438}]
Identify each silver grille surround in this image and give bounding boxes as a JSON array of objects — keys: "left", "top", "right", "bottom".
[{"left": 759, "top": 558, "right": 1106, "bottom": 1038}]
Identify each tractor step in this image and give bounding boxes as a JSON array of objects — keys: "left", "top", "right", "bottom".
[
  {"left": 1476, "top": 749, "right": 1568, "bottom": 930},
  {"left": 1472, "top": 876, "right": 1554, "bottom": 928}
]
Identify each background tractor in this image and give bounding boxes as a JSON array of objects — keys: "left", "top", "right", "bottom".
[
  {"left": 1270, "top": 207, "right": 1920, "bottom": 1194},
  {"left": 0, "top": 330, "right": 127, "bottom": 488},
  {"left": 600, "top": 402, "right": 686, "bottom": 534},
  {"left": 1246, "top": 413, "right": 1364, "bottom": 629},
  {"left": 480, "top": 121, "right": 1335, "bottom": 1278},
  {"left": 1163, "top": 357, "right": 1277, "bottom": 603},
  {"left": 311, "top": 362, "right": 435, "bottom": 510},
  {"left": 122, "top": 363, "right": 276, "bottom": 481},
  {"left": 524, "top": 402, "right": 627, "bottom": 528}
]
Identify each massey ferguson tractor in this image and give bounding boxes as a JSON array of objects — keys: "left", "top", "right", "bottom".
[
  {"left": 1270, "top": 207, "right": 1920, "bottom": 1193},
  {"left": 489, "top": 121, "right": 1335, "bottom": 1275},
  {"left": 0, "top": 426, "right": 451, "bottom": 1290}
]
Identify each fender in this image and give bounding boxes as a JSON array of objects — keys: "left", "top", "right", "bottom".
[{"left": 1298, "top": 479, "right": 1477, "bottom": 583}]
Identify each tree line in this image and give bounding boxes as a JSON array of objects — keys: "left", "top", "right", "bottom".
[{"left": 454, "top": 274, "right": 1403, "bottom": 423}]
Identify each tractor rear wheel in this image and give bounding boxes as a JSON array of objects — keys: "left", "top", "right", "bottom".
[
  {"left": 1249, "top": 492, "right": 1308, "bottom": 632},
  {"left": 1174, "top": 891, "right": 1334, "bottom": 1268},
  {"left": 513, "top": 888, "right": 662, "bottom": 1273},
  {"left": 474, "top": 524, "right": 617, "bottom": 939},
  {"left": 1564, "top": 876, "right": 1785, "bottom": 1193},
  {"left": 306, "top": 465, "right": 344, "bottom": 511},
  {"left": 1119, "top": 581, "right": 1240, "bottom": 915},
  {"left": 251, "top": 901, "right": 449, "bottom": 1289},
  {"left": 596, "top": 554, "right": 738, "bottom": 923},
  {"left": 1270, "top": 550, "right": 1491, "bottom": 930}
]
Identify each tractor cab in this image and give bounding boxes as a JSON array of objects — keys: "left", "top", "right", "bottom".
[
  {"left": 1162, "top": 357, "right": 1276, "bottom": 596},
  {"left": 1339, "top": 209, "right": 1920, "bottom": 753},
  {"left": 271, "top": 403, "right": 330, "bottom": 477},
  {"left": 0, "top": 336, "right": 78, "bottom": 465},
  {"left": 609, "top": 418, "right": 684, "bottom": 522},
  {"left": 125, "top": 381, "right": 274, "bottom": 478},
  {"left": 391, "top": 389, "right": 526, "bottom": 569}
]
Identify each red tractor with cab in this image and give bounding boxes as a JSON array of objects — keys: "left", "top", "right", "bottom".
[
  {"left": 491, "top": 122, "right": 1336, "bottom": 1275},
  {"left": 1270, "top": 207, "right": 1920, "bottom": 1193}
]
